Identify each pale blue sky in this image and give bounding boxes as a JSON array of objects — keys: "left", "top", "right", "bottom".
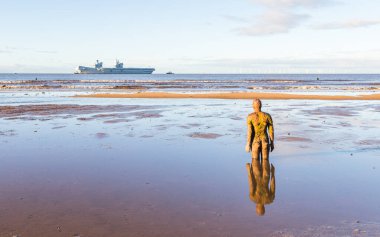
[{"left": 0, "top": 0, "right": 379, "bottom": 73}]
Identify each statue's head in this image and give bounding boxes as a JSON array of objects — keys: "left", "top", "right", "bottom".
[
  {"left": 256, "top": 204, "right": 265, "bottom": 216},
  {"left": 253, "top": 98, "right": 262, "bottom": 112}
]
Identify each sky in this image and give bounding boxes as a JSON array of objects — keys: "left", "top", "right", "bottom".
[{"left": 0, "top": 0, "right": 379, "bottom": 73}]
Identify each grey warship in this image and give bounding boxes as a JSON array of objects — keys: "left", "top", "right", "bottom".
[{"left": 75, "top": 60, "right": 155, "bottom": 74}]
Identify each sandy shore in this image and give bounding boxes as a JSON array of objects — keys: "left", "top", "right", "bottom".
[
  {"left": 75, "top": 92, "right": 380, "bottom": 100},
  {"left": 1, "top": 98, "right": 380, "bottom": 237}
]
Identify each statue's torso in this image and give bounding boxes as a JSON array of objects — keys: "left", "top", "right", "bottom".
[{"left": 248, "top": 112, "right": 272, "bottom": 143}]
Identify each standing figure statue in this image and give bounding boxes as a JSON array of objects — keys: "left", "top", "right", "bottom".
[
  {"left": 245, "top": 98, "right": 274, "bottom": 160},
  {"left": 245, "top": 98, "right": 276, "bottom": 216}
]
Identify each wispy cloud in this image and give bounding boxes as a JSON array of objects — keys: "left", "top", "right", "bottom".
[
  {"left": 222, "top": 15, "right": 249, "bottom": 23},
  {"left": 227, "top": 0, "right": 335, "bottom": 36},
  {"left": 0, "top": 63, "right": 74, "bottom": 73},
  {"left": 235, "top": 10, "right": 309, "bottom": 36},
  {"left": 250, "top": 0, "right": 332, "bottom": 8},
  {"left": 0, "top": 50, "right": 12, "bottom": 54},
  {"left": 0, "top": 46, "right": 58, "bottom": 55},
  {"left": 0, "top": 46, "right": 17, "bottom": 54},
  {"left": 313, "top": 19, "right": 380, "bottom": 30},
  {"left": 35, "top": 50, "right": 58, "bottom": 54}
]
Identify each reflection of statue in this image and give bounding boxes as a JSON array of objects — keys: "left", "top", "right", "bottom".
[
  {"left": 245, "top": 98, "right": 274, "bottom": 160},
  {"left": 246, "top": 159, "right": 275, "bottom": 216}
]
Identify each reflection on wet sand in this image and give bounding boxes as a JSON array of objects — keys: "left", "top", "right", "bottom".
[{"left": 246, "top": 159, "right": 276, "bottom": 216}]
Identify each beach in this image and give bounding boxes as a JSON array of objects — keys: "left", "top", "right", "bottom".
[
  {"left": 1, "top": 82, "right": 380, "bottom": 236},
  {"left": 1, "top": 74, "right": 380, "bottom": 236}
]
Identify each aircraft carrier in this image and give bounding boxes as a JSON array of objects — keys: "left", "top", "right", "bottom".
[{"left": 75, "top": 60, "right": 155, "bottom": 74}]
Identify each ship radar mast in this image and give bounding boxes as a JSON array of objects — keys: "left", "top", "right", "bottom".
[
  {"left": 95, "top": 60, "right": 103, "bottom": 69},
  {"left": 115, "top": 59, "right": 124, "bottom": 69}
]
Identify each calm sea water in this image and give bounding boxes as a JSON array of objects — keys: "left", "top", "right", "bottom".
[{"left": 0, "top": 73, "right": 379, "bottom": 92}]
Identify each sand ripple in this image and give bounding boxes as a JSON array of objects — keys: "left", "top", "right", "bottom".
[{"left": 188, "top": 132, "right": 223, "bottom": 139}]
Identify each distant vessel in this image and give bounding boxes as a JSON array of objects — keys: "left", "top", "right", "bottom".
[
  {"left": 75, "top": 60, "right": 155, "bottom": 74},
  {"left": 166, "top": 71, "right": 174, "bottom": 75}
]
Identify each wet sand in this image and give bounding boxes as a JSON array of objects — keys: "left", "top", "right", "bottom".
[
  {"left": 1, "top": 99, "right": 380, "bottom": 236},
  {"left": 75, "top": 92, "right": 380, "bottom": 100}
]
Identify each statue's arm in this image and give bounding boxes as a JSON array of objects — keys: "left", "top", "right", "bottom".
[
  {"left": 267, "top": 114, "right": 274, "bottom": 151},
  {"left": 245, "top": 116, "right": 254, "bottom": 152}
]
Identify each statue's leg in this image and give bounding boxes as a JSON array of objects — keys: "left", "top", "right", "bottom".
[
  {"left": 262, "top": 142, "right": 269, "bottom": 160},
  {"left": 251, "top": 142, "right": 260, "bottom": 160}
]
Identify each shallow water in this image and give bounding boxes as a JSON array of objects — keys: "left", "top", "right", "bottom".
[
  {"left": 1, "top": 73, "right": 380, "bottom": 93},
  {"left": 1, "top": 98, "right": 380, "bottom": 236}
]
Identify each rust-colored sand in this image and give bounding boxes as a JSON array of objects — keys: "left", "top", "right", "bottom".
[{"left": 75, "top": 92, "right": 380, "bottom": 100}]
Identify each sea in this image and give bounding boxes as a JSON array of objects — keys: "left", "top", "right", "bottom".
[{"left": 0, "top": 73, "right": 379, "bottom": 94}]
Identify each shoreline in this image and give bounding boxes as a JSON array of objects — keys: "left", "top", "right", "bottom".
[{"left": 74, "top": 92, "right": 380, "bottom": 100}]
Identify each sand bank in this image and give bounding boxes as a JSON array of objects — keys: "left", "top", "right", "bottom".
[{"left": 75, "top": 92, "right": 380, "bottom": 100}]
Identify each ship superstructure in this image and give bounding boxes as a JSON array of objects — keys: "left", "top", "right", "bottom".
[{"left": 75, "top": 60, "right": 155, "bottom": 74}]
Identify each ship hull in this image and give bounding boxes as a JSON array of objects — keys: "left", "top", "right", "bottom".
[{"left": 75, "top": 67, "right": 155, "bottom": 74}]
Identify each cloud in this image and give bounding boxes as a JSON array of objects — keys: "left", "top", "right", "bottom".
[
  {"left": 250, "top": 0, "right": 332, "bottom": 8},
  {"left": 0, "top": 63, "right": 74, "bottom": 73},
  {"left": 227, "top": 0, "right": 336, "bottom": 36},
  {"left": 230, "top": 0, "right": 379, "bottom": 35},
  {"left": 0, "top": 46, "right": 17, "bottom": 54},
  {"left": 0, "top": 50, "right": 12, "bottom": 54},
  {"left": 313, "top": 19, "right": 380, "bottom": 30},
  {"left": 222, "top": 15, "right": 249, "bottom": 23},
  {"left": 35, "top": 50, "right": 58, "bottom": 54},
  {"left": 235, "top": 10, "right": 309, "bottom": 36},
  {"left": 0, "top": 46, "right": 58, "bottom": 55}
]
